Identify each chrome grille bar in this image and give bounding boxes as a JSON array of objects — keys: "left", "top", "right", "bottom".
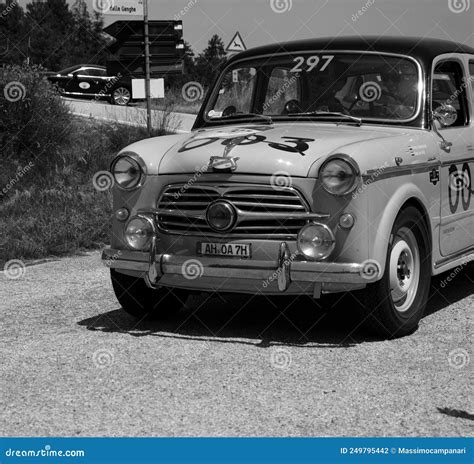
[{"left": 157, "top": 184, "right": 325, "bottom": 239}]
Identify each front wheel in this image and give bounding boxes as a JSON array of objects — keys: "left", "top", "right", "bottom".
[
  {"left": 357, "top": 207, "right": 431, "bottom": 338},
  {"left": 111, "top": 269, "right": 188, "bottom": 319},
  {"left": 111, "top": 86, "right": 131, "bottom": 106}
]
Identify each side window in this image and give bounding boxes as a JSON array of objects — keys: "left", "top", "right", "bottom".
[
  {"left": 76, "top": 68, "right": 91, "bottom": 76},
  {"left": 432, "top": 60, "right": 469, "bottom": 127},
  {"left": 469, "top": 61, "right": 474, "bottom": 104},
  {"left": 263, "top": 68, "right": 300, "bottom": 115},
  {"left": 88, "top": 68, "right": 107, "bottom": 77}
]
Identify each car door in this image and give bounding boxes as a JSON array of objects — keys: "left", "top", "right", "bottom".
[
  {"left": 83, "top": 67, "right": 113, "bottom": 96},
  {"left": 71, "top": 67, "right": 102, "bottom": 96},
  {"left": 433, "top": 55, "right": 474, "bottom": 257}
]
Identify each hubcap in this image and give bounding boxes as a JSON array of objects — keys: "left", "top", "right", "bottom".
[
  {"left": 114, "top": 88, "right": 131, "bottom": 105},
  {"left": 389, "top": 228, "right": 420, "bottom": 313}
]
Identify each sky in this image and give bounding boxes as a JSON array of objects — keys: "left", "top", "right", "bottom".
[{"left": 19, "top": 0, "right": 474, "bottom": 54}]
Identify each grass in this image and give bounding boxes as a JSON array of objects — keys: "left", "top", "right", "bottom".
[
  {"left": 135, "top": 87, "right": 203, "bottom": 115},
  {"left": 0, "top": 117, "right": 174, "bottom": 266}
]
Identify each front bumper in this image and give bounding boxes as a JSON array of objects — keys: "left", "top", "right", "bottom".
[{"left": 102, "top": 243, "right": 372, "bottom": 296}]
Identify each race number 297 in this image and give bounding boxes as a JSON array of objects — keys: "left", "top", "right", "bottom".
[{"left": 290, "top": 55, "right": 334, "bottom": 73}]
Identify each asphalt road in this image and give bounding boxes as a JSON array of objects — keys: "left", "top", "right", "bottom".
[
  {"left": 64, "top": 98, "right": 196, "bottom": 133},
  {"left": 1, "top": 252, "right": 472, "bottom": 437}
]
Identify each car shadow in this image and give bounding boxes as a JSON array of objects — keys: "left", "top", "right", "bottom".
[
  {"left": 426, "top": 262, "right": 473, "bottom": 316},
  {"left": 77, "top": 264, "right": 473, "bottom": 348},
  {"left": 78, "top": 291, "right": 369, "bottom": 348}
]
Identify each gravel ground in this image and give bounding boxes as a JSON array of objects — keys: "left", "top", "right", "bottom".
[{"left": 1, "top": 252, "right": 472, "bottom": 436}]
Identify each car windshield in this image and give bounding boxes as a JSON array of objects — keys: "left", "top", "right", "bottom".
[{"left": 206, "top": 53, "right": 420, "bottom": 123}]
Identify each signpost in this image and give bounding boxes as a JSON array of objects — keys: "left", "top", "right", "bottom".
[
  {"left": 104, "top": 2, "right": 184, "bottom": 136},
  {"left": 104, "top": 0, "right": 144, "bottom": 16},
  {"left": 143, "top": 0, "right": 152, "bottom": 134}
]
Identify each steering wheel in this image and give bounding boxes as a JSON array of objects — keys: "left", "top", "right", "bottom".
[
  {"left": 222, "top": 105, "right": 237, "bottom": 117},
  {"left": 282, "top": 99, "right": 302, "bottom": 115}
]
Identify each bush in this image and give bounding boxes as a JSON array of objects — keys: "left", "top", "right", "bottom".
[
  {"left": 0, "top": 64, "right": 180, "bottom": 264},
  {"left": 0, "top": 63, "right": 73, "bottom": 179},
  {"left": 0, "top": 114, "right": 177, "bottom": 264}
]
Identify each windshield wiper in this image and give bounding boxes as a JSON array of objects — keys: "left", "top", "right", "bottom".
[
  {"left": 211, "top": 113, "right": 273, "bottom": 125},
  {"left": 289, "top": 111, "right": 362, "bottom": 126}
]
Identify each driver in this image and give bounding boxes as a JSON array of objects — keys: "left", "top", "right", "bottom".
[
  {"left": 310, "top": 61, "right": 348, "bottom": 113},
  {"left": 379, "top": 71, "right": 418, "bottom": 118}
]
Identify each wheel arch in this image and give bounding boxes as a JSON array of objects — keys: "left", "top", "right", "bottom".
[{"left": 371, "top": 184, "right": 433, "bottom": 275}]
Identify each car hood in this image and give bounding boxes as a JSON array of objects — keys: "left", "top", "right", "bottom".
[{"left": 128, "top": 123, "right": 413, "bottom": 177}]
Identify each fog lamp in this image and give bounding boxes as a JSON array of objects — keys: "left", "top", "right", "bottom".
[
  {"left": 297, "top": 223, "right": 335, "bottom": 260},
  {"left": 125, "top": 216, "right": 154, "bottom": 250},
  {"left": 339, "top": 213, "right": 355, "bottom": 229},
  {"left": 115, "top": 208, "right": 129, "bottom": 222}
]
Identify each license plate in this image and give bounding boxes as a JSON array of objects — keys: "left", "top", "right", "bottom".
[{"left": 198, "top": 242, "right": 251, "bottom": 258}]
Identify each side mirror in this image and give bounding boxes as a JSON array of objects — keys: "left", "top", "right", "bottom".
[
  {"left": 67, "top": 73, "right": 74, "bottom": 78},
  {"left": 433, "top": 104, "right": 457, "bottom": 127}
]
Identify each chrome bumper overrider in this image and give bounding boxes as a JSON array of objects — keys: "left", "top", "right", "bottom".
[{"left": 102, "top": 242, "right": 372, "bottom": 294}]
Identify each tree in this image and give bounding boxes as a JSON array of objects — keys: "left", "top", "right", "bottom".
[
  {"left": 183, "top": 41, "right": 196, "bottom": 77},
  {"left": 195, "top": 34, "right": 227, "bottom": 87},
  {"left": 67, "top": 0, "right": 108, "bottom": 65},
  {"left": 0, "top": 3, "right": 26, "bottom": 65},
  {"left": 2, "top": 0, "right": 108, "bottom": 70},
  {"left": 25, "top": 0, "right": 75, "bottom": 70}
]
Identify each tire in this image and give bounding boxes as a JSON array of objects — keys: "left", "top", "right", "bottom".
[
  {"left": 111, "top": 269, "right": 188, "bottom": 319},
  {"left": 111, "top": 86, "right": 131, "bottom": 106},
  {"left": 357, "top": 207, "right": 431, "bottom": 338}
]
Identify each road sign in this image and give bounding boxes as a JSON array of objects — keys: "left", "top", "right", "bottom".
[
  {"left": 105, "top": 16, "right": 184, "bottom": 136},
  {"left": 226, "top": 32, "right": 247, "bottom": 53},
  {"left": 131, "top": 78, "right": 164, "bottom": 99},
  {"left": 104, "top": 20, "right": 185, "bottom": 77},
  {"left": 103, "top": 0, "right": 144, "bottom": 16}
]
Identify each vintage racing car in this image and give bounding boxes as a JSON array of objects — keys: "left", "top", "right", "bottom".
[{"left": 102, "top": 36, "right": 474, "bottom": 338}]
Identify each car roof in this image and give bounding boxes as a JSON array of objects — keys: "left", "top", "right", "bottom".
[
  {"left": 58, "top": 64, "right": 106, "bottom": 74},
  {"left": 228, "top": 36, "right": 474, "bottom": 67}
]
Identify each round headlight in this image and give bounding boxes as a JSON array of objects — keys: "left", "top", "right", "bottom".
[
  {"left": 297, "top": 223, "right": 335, "bottom": 260},
  {"left": 111, "top": 154, "right": 144, "bottom": 190},
  {"left": 320, "top": 157, "right": 359, "bottom": 196},
  {"left": 125, "top": 216, "right": 154, "bottom": 250}
]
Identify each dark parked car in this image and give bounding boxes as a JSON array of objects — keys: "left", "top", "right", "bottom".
[{"left": 47, "top": 64, "right": 132, "bottom": 106}]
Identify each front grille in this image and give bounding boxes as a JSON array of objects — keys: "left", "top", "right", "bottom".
[{"left": 157, "top": 184, "right": 309, "bottom": 239}]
